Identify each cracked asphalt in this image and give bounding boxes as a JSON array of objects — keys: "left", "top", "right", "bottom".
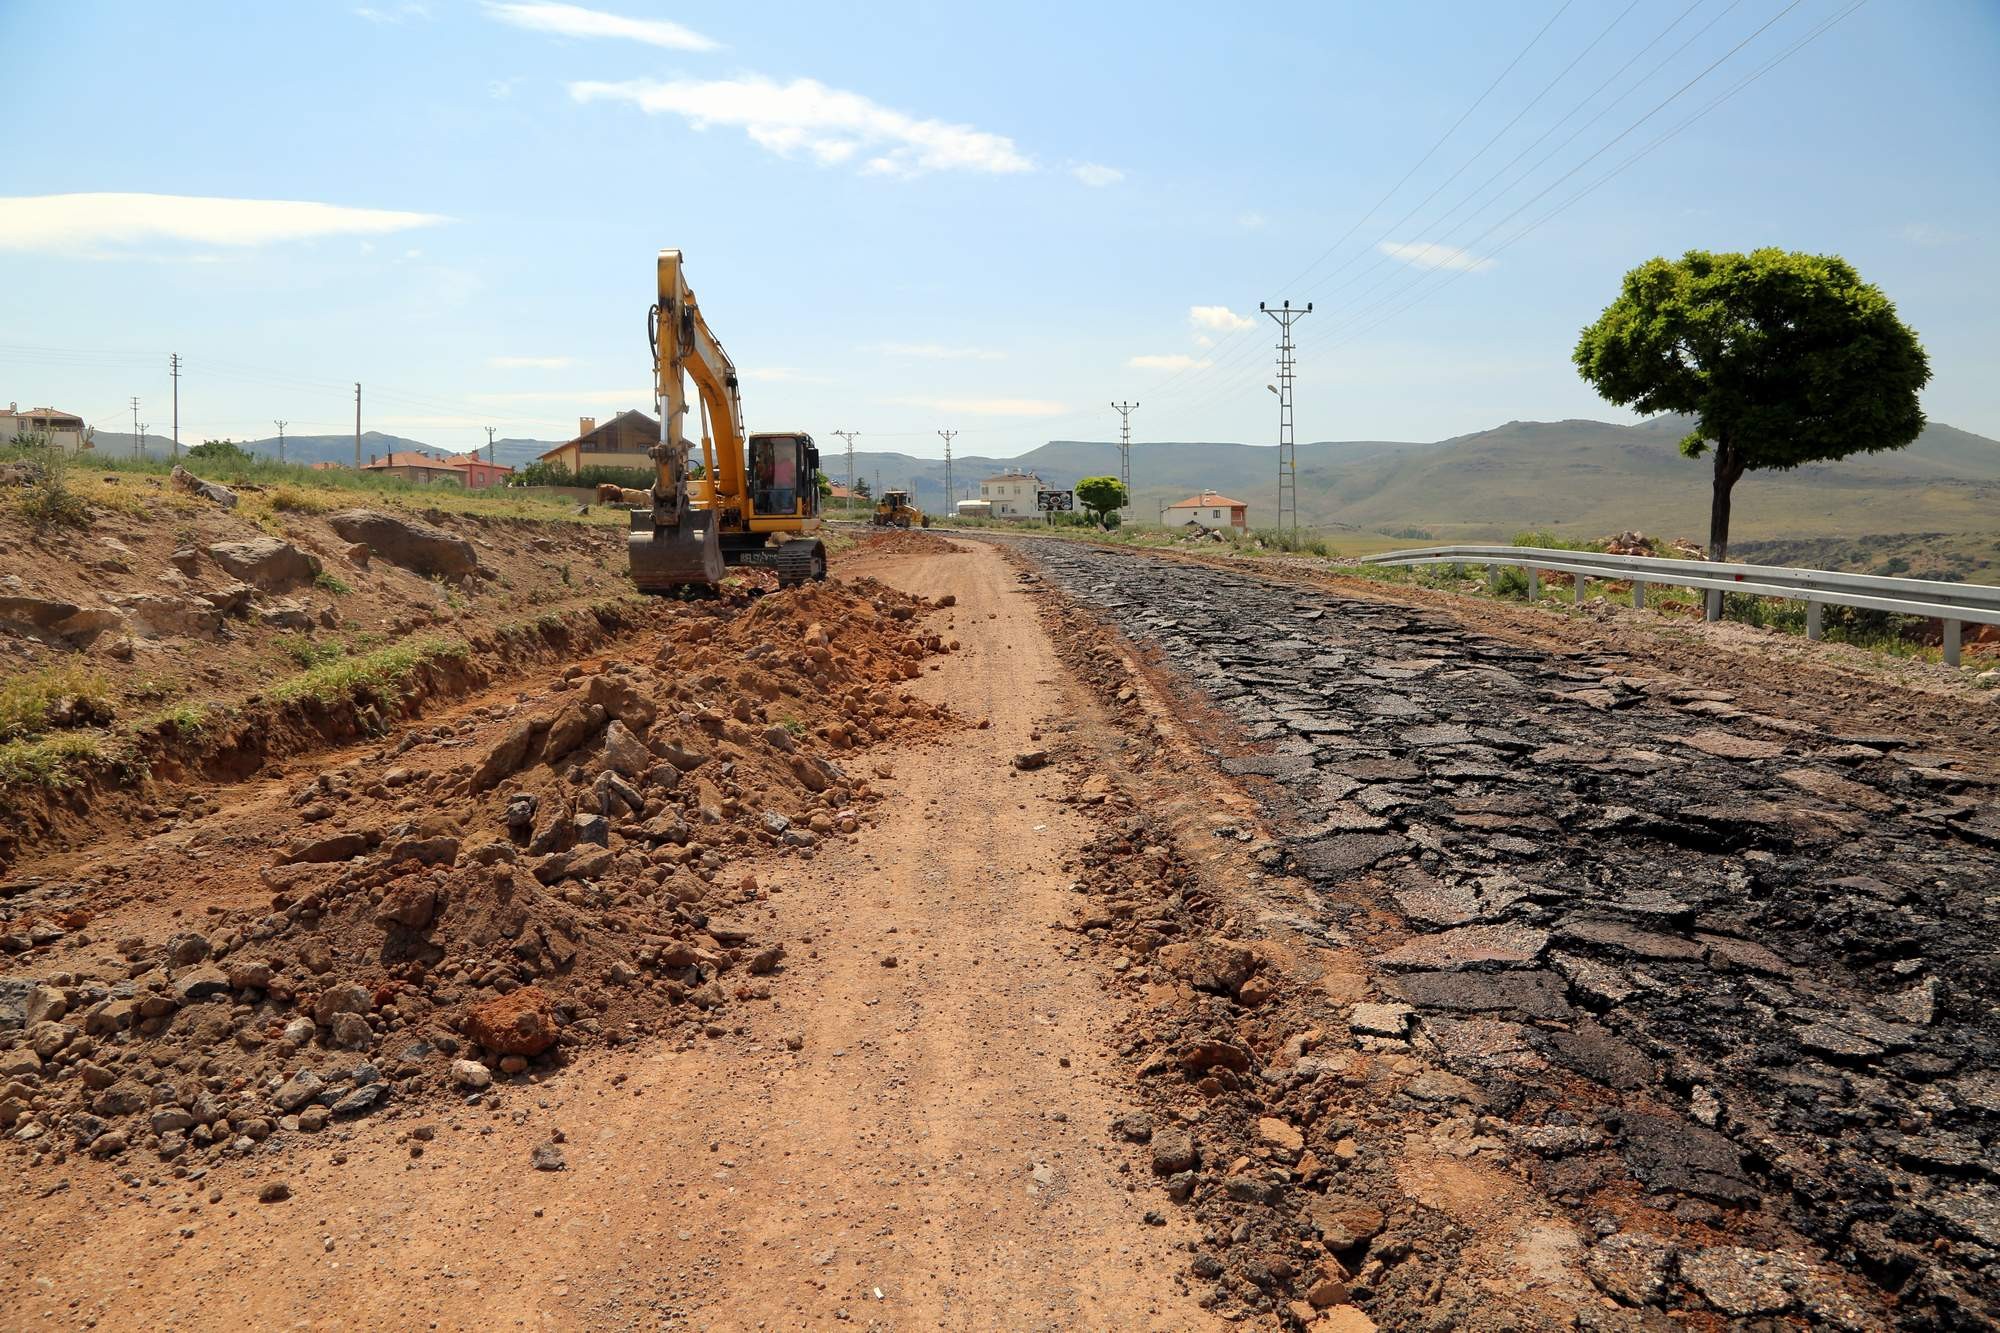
[{"left": 1024, "top": 539, "right": 1999, "bottom": 1330}]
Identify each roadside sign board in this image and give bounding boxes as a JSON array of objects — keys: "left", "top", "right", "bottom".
[{"left": 1037, "top": 489, "right": 1074, "bottom": 513}]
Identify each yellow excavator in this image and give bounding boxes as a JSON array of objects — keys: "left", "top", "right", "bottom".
[{"left": 628, "top": 250, "right": 828, "bottom": 592}]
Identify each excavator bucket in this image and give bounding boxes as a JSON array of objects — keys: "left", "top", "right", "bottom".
[{"left": 627, "top": 506, "right": 725, "bottom": 592}]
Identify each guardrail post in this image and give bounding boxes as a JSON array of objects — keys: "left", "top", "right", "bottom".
[
  {"left": 1573, "top": 574, "right": 1587, "bottom": 606},
  {"left": 1485, "top": 564, "right": 1499, "bottom": 591},
  {"left": 1526, "top": 567, "right": 1539, "bottom": 600},
  {"left": 1806, "top": 601, "right": 1823, "bottom": 641},
  {"left": 1944, "top": 619, "right": 1962, "bottom": 667},
  {"left": 1632, "top": 581, "right": 1646, "bottom": 609},
  {"left": 1705, "top": 589, "right": 1722, "bottom": 622}
]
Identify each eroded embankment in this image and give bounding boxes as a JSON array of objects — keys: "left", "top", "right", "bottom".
[
  {"left": 1018, "top": 540, "right": 1997, "bottom": 1331},
  {"left": 0, "top": 577, "right": 958, "bottom": 1180}
]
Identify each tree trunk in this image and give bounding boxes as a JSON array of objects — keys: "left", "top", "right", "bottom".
[{"left": 1708, "top": 437, "right": 1745, "bottom": 562}]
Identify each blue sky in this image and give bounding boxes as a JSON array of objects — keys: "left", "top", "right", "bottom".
[{"left": 4, "top": 0, "right": 1996, "bottom": 458}]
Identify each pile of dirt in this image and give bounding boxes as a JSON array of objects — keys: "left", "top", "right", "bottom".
[
  {"left": 0, "top": 577, "right": 957, "bottom": 1170},
  {"left": 851, "top": 529, "right": 962, "bottom": 558},
  {"left": 1601, "top": 531, "right": 1704, "bottom": 559}
]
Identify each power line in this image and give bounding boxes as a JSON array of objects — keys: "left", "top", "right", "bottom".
[
  {"left": 1277, "top": 0, "right": 1578, "bottom": 295},
  {"left": 1294, "top": 0, "right": 1812, "bottom": 358},
  {"left": 1260, "top": 301, "right": 1310, "bottom": 536},
  {"left": 1110, "top": 401, "right": 1139, "bottom": 507},
  {"left": 831, "top": 430, "right": 860, "bottom": 511}
]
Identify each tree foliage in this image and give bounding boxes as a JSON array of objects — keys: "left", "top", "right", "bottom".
[
  {"left": 188, "top": 439, "right": 254, "bottom": 464},
  {"left": 1573, "top": 248, "right": 1929, "bottom": 559},
  {"left": 1074, "top": 475, "right": 1129, "bottom": 525}
]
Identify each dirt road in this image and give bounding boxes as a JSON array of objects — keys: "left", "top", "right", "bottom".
[{"left": 1, "top": 538, "right": 1214, "bottom": 1331}]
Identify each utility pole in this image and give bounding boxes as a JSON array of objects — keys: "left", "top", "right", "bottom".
[
  {"left": 353, "top": 382, "right": 362, "bottom": 470},
  {"left": 937, "top": 429, "right": 956, "bottom": 519},
  {"left": 484, "top": 426, "right": 497, "bottom": 466},
  {"left": 1110, "top": 400, "right": 1138, "bottom": 513},
  {"left": 169, "top": 354, "right": 181, "bottom": 459},
  {"left": 137, "top": 423, "right": 148, "bottom": 461},
  {"left": 1260, "top": 300, "right": 1311, "bottom": 537},
  {"left": 130, "top": 397, "right": 141, "bottom": 459},
  {"left": 831, "top": 430, "right": 859, "bottom": 515},
  {"left": 273, "top": 420, "right": 288, "bottom": 464}
]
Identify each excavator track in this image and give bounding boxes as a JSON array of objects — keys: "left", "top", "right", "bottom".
[{"left": 773, "top": 539, "right": 828, "bottom": 588}]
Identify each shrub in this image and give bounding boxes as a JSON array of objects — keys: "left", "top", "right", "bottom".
[{"left": 9, "top": 440, "right": 93, "bottom": 531}]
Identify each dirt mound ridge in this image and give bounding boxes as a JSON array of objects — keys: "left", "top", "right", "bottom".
[
  {"left": 0, "top": 577, "right": 956, "bottom": 1170},
  {"left": 852, "top": 529, "right": 962, "bottom": 558}
]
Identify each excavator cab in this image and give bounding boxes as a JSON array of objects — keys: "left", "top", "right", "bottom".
[{"left": 748, "top": 433, "right": 820, "bottom": 520}]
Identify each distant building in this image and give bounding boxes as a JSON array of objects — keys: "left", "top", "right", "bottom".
[
  {"left": 444, "top": 454, "right": 514, "bottom": 490},
  {"left": 1, "top": 403, "right": 90, "bottom": 452},
  {"left": 1165, "top": 490, "right": 1248, "bottom": 530},
  {"left": 827, "top": 483, "right": 854, "bottom": 501},
  {"left": 361, "top": 450, "right": 466, "bottom": 486},
  {"left": 307, "top": 461, "right": 346, "bottom": 471},
  {"left": 955, "top": 498, "right": 993, "bottom": 519},
  {"left": 536, "top": 411, "right": 658, "bottom": 476},
  {"left": 979, "top": 470, "right": 1044, "bottom": 519}
]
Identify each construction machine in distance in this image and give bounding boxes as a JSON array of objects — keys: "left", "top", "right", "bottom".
[
  {"left": 627, "top": 250, "right": 828, "bottom": 593},
  {"left": 872, "top": 490, "right": 929, "bottom": 529}
]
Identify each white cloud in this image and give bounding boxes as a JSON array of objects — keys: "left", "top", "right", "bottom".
[
  {"left": 471, "top": 387, "right": 654, "bottom": 404},
  {"left": 1070, "top": 163, "right": 1124, "bottom": 187},
  {"left": 1901, "top": 223, "right": 1964, "bottom": 248},
  {"left": 1237, "top": 211, "right": 1267, "bottom": 230},
  {"left": 1189, "top": 305, "right": 1254, "bottom": 333},
  {"left": 1128, "top": 353, "right": 1212, "bottom": 372},
  {"left": 1377, "top": 240, "right": 1493, "bottom": 273},
  {"left": 489, "top": 355, "right": 574, "bottom": 369},
  {"left": 868, "top": 342, "right": 1005, "bottom": 361},
  {"left": 743, "top": 367, "right": 832, "bottom": 384},
  {"left": 881, "top": 395, "right": 1066, "bottom": 416},
  {"left": 482, "top": 2, "right": 717, "bottom": 51},
  {"left": 1193, "top": 334, "right": 1215, "bottom": 349},
  {"left": 0, "top": 193, "right": 448, "bottom": 254},
  {"left": 571, "top": 76, "right": 1033, "bottom": 177},
  {"left": 355, "top": 2, "right": 430, "bottom": 22}
]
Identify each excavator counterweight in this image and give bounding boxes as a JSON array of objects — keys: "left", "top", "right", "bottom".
[{"left": 628, "top": 250, "right": 826, "bottom": 593}]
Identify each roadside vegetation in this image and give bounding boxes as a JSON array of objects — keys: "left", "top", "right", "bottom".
[{"left": 2, "top": 441, "right": 626, "bottom": 529}]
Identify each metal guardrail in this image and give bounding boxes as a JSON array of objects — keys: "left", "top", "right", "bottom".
[{"left": 1360, "top": 544, "right": 2000, "bottom": 667}]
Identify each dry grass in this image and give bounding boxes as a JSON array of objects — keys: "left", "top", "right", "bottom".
[{"left": 0, "top": 663, "right": 114, "bottom": 742}]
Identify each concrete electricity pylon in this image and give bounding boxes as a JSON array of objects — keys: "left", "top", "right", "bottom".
[
  {"left": 169, "top": 353, "right": 181, "bottom": 459},
  {"left": 485, "top": 426, "right": 497, "bottom": 465},
  {"left": 354, "top": 383, "right": 362, "bottom": 470},
  {"left": 831, "top": 430, "right": 859, "bottom": 514},
  {"left": 937, "top": 429, "right": 957, "bottom": 516},
  {"left": 1259, "top": 300, "right": 1311, "bottom": 537},
  {"left": 130, "top": 397, "right": 140, "bottom": 459},
  {"left": 1110, "top": 401, "right": 1138, "bottom": 511},
  {"left": 273, "top": 419, "right": 288, "bottom": 464}
]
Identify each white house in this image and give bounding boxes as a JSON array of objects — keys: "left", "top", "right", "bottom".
[
  {"left": 1, "top": 403, "right": 90, "bottom": 452},
  {"left": 1164, "top": 490, "right": 1248, "bottom": 531},
  {"left": 978, "top": 471, "right": 1044, "bottom": 519}
]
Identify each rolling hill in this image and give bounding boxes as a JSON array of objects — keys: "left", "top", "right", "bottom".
[{"left": 845, "top": 416, "right": 2000, "bottom": 546}]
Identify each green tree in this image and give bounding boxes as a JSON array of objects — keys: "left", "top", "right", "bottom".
[
  {"left": 853, "top": 477, "right": 871, "bottom": 499},
  {"left": 1573, "top": 248, "right": 1929, "bottom": 560},
  {"left": 187, "top": 439, "right": 254, "bottom": 464},
  {"left": 1074, "top": 475, "right": 1129, "bottom": 526},
  {"left": 815, "top": 469, "right": 833, "bottom": 498}
]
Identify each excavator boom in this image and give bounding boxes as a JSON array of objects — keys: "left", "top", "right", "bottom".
[{"left": 629, "top": 249, "right": 728, "bottom": 590}]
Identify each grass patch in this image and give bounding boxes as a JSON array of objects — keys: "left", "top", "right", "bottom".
[
  {"left": 0, "top": 663, "right": 114, "bottom": 742},
  {"left": 269, "top": 483, "right": 333, "bottom": 514},
  {"left": 314, "top": 570, "right": 352, "bottom": 595},
  {"left": 137, "top": 702, "right": 215, "bottom": 738},
  {"left": 0, "top": 732, "right": 109, "bottom": 790},
  {"left": 4, "top": 440, "right": 95, "bottom": 531},
  {"left": 267, "top": 636, "right": 470, "bottom": 707},
  {"left": 278, "top": 634, "right": 347, "bottom": 670}
]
